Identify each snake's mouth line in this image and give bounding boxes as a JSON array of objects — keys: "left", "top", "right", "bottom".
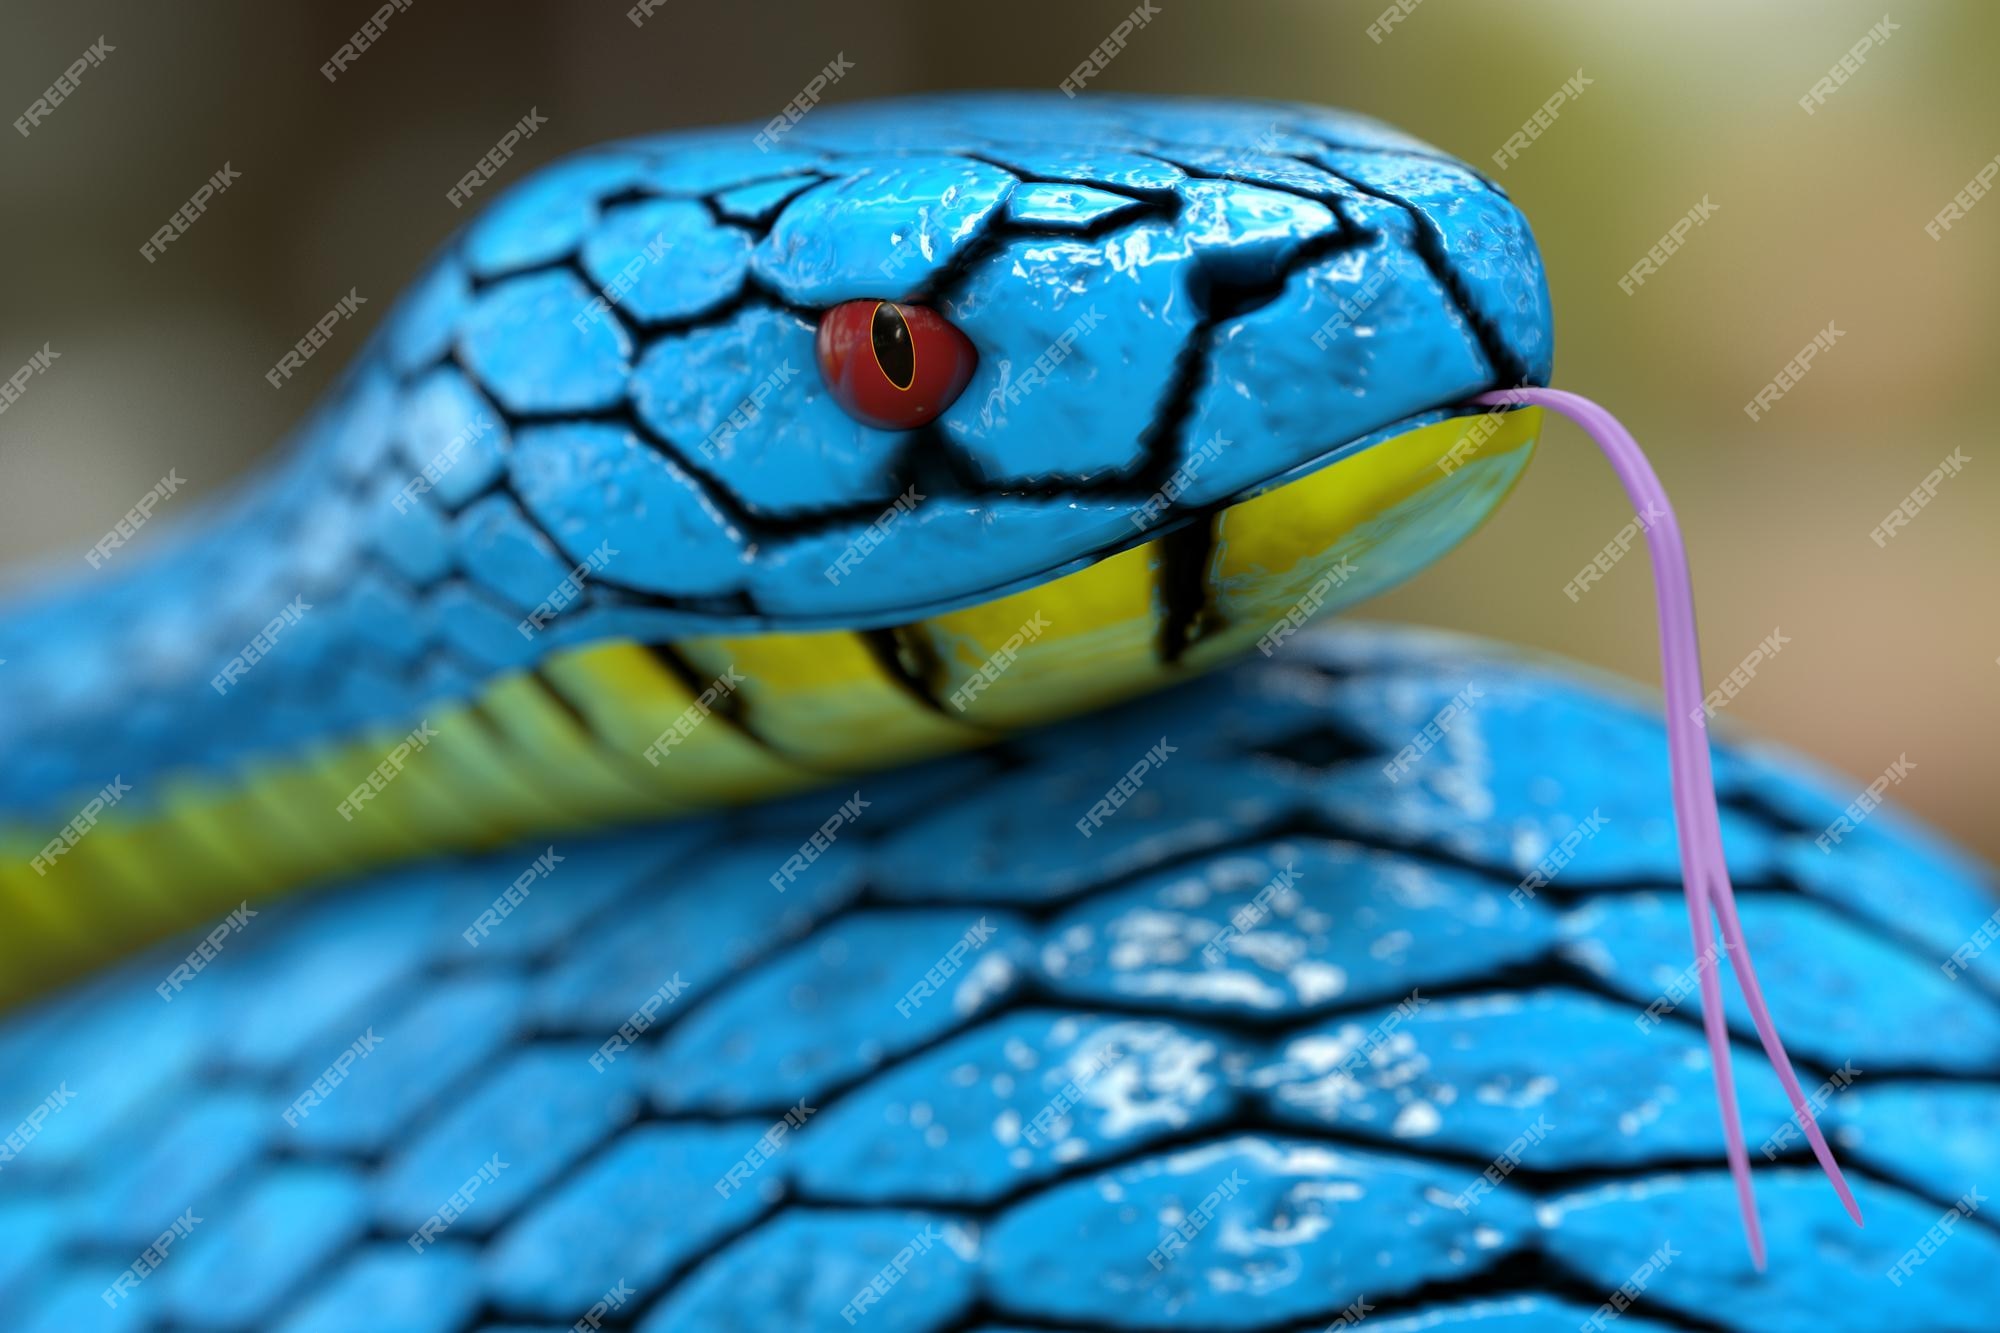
[
  {"left": 1039, "top": 401, "right": 1485, "bottom": 595},
  {"left": 589, "top": 399, "right": 1520, "bottom": 640}
]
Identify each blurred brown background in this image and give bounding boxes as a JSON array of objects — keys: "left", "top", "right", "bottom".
[{"left": 2, "top": 1, "right": 1994, "bottom": 855}]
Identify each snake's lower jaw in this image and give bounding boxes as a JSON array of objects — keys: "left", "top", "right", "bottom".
[
  {"left": 532, "top": 406, "right": 1540, "bottom": 771},
  {"left": 551, "top": 404, "right": 1544, "bottom": 773},
  {"left": 900, "top": 405, "right": 1544, "bottom": 726}
]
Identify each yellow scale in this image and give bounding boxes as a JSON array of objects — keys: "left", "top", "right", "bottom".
[{"left": 0, "top": 409, "right": 1537, "bottom": 1005}]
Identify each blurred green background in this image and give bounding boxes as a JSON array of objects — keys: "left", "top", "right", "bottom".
[{"left": 2, "top": 0, "right": 1994, "bottom": 854}]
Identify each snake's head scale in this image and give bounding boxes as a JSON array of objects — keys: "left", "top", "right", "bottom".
[{"left": 409, "top": 93, "right": 1551, "bottom": 637}]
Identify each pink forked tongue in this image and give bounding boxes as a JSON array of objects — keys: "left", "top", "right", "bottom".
[{"left": 1472, "top": 388, "right": 1864, "bottom": 1270}]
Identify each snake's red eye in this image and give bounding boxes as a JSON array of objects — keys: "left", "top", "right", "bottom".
[{"left": 815, "top": 300, "right": 976, "bottom": 430}]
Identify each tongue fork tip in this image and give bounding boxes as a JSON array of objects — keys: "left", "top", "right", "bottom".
[
  {"left": 1707, "top": 901, "right": 1867, "bottom": 1228},
  {"left": 1473, "top": 386, "right": 1866, "bottom": 1260}
]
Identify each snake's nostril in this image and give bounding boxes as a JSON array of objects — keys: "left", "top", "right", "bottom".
[{"left": 816, "top": 299, "right": 977, "bottom": 431}]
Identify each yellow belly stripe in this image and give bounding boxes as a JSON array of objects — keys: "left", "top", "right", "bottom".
[
  {"left": 406, "top": 702, "right": 582, "bottom": 839},
  {"left": 912, "top": 535, "right": 1174, "bottom": 731},
  {"left": 240, "top": 762, "right": 383, "bottom": 879},
  {"left": 306, "top": 739, "right": 443, "bottom": 861},
  {"left": 1189, "top": 409, "right": 1540, "bottom": 668},
  {"left": 0, "top": 408, "right": 1538, "bottom": 1008},
  {"left": 0, "top": 851, "right": 102, "bottom": 992},
  {"left": 473, "top": 673, "right": 672, "bottom": 821},
  {"left": 162, "top": 774, "right": 346, "bottom": 907},
  {"left": 536, "top": 642, "right": 820, "bottom": 803},
  {"left": 673, "top": 630, "right": 987, "bottom": 768}
]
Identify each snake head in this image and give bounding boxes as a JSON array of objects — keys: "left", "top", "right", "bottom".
[{"left": 397, "top": 94, "right": 1551, "bottom": 641}]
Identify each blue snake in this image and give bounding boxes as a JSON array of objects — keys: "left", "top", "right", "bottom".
[{"left": 2, "top": 93, "right": 1995, "bottom": 1332}]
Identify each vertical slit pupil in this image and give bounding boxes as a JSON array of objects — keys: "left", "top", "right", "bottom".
[{"left": 870, "top": 302, "right": 916, "bottom": 390}]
